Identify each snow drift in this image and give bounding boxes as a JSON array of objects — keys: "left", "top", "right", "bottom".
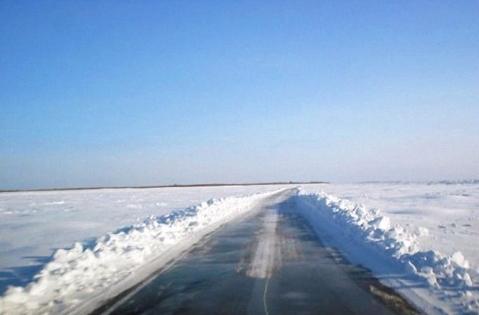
[
  {"left": 0, "top": 190, "right": 280, "bottom": 315},
  {"left": 292, "top": 189, "right": 478, "bottom": 315}
]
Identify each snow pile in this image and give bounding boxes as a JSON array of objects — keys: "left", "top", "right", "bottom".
[
  {"left": 0, "top": 190, "right": 278, "bottom": 315},
  {"left": 314, "top": 182, "right": 479, "bottom": 269},
  {"left": 293, "top": 190, "right": 479, "bottom": 314}
]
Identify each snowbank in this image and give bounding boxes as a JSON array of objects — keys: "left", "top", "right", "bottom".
[
  {"left": 293, "top": 190, "right": 479, "bottom": 315},
  {"left": 0, "top": 189, "right": 280, "bottom": 315},
  {"left": 0, "top": 184, "right": 297, "bottom": 287},
  {"left": 313, "top": 182, "right": 479, "bottom": 271}
]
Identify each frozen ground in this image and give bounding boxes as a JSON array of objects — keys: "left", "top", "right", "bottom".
[{"left": 0, "top": 182, "right": 478, "bottom": 314}]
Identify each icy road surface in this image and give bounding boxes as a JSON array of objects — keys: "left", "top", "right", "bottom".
[{"left": 96, "top": 189, "right": 415, "bottom": 315}]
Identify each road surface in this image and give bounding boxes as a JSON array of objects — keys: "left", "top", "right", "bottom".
[{"left": 95, "top": 189, "right": 417, "bottom": 315}]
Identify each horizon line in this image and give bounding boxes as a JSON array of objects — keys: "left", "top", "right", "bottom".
[{"left": 0, "top": 181, "right": 329, "bottom": 194}]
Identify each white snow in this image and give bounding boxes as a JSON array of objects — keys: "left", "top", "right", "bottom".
[
  {"left": 313, "top": 183, "right": 479, "bottom": 272},
  {"left": 0, "top": 182, "right": 478, "bottom": 315},
  {"left": 246, "top": 209, "right": 280, "bottom": 279},
  {"left": 296, "top": 182, "right": 479, "bottom": 315},
  {"left": 0, "top": 188, "right": 285, "bottom": 314},
  {"left": 0, "top": 185, "right": 296, "bottom": 291}
]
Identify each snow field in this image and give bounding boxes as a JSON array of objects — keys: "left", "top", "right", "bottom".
[
  {"left": 0, "top": 183, "right": 477, "bottom": 315},
  {"left": 0, "top": 189, "right": 282, "bottom": 315},
  {"left": 293, "top": 189, "right": 478, "bottom": 315}
]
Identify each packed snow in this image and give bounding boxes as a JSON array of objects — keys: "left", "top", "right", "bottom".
[
  {"left": 0, "top": 182, "right": 478, "bottom": 315},
  {"left": 246, "top": 209, "right": 280, "bottom": 279}
]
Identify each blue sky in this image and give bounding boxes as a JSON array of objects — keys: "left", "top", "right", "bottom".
[{"left": 1, "top": 0, "right": 478, "bottom": 189}]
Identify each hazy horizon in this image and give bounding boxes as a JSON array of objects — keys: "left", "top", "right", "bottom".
[{"left": 1, "top": 1, "right": 478, "bottom": 190}]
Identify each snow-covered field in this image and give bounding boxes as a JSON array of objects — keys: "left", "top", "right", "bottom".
[
  {"left": 0, "top": 185, "right": 297, "bottom": 293},
  {"left": 0, "top": 182, "right": 478, "bottom": 314},
  {"left": 0, "top": 186, "right": 294, "bottom": 314},
  {"left": 314, "top": 183, "right": 479, "bottom": 277},
  {"left": 296, "top": 183, "right": 479, "bottom": 315}
]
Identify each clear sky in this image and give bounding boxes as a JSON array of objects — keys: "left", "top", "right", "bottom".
[{"left": 1, "top": 1, "right": 478, "bottom": 189}]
